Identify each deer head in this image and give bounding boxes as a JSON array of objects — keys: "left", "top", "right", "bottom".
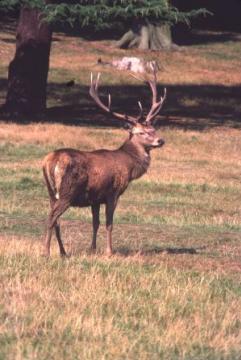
[{"left": 89, "top": 63, "right": 166, "bottom": 151}]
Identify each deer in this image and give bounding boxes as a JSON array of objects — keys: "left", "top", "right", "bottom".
[{"left": 42, "top": 66, "right": 166, "bottom": 257}]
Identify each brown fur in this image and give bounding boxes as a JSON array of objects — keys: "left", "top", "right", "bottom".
[
  {"left": 42, "top": 127, "right": 164, "bottom": 256},
  {"left": 43, "top": 69, "right": 166, "bottom": 256}
]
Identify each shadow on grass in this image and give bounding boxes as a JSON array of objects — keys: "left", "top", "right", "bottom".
[
  {"left": 116, "top": 245, "right": 207, "bottom": 257},
  {"left": 64, "top": 245, "right": 205, "bottom": 257},
  {"left": 0, "top": 16, "right": 16, "bottom": 34},
  {"left": 0, "top": 79, "right": 240, "bottom": 130},
  {"left": 173, "top": 28, "right": 241, "bottom": 46}
]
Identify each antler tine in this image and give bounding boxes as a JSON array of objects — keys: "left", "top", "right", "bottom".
[
  {"left": 145, "top": 63, "right": 166, "bottom": 124},
  {"left": 150, "top": 87, "right": 167, "bottom": 125},
  {"left": 95, "top": 72, "right": 101, "bottom": 90},
  {"left": 152, "top": 87, "right": 167, "bottom": 115},
  {"left": 146, "top": 87, "right": 167, "bottom": 124},
  {"left": 136, "top": 101, "right": 144, "bottom": 121},
  {"left": 161, "top": 87, "right": 167, "bottom": 104},
  {"left": 148, "top": 79, "right": 157, "bottom": 104},
  {"left": 108, "top": 93, "right": 111, "bottom": 109},
  {"left": 89, "top": 73, "right": 140, "bottom": 126}
]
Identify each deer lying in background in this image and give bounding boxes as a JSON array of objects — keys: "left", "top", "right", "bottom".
[{"left": 42, "top": 67, "right": 166, "bottom": 256}]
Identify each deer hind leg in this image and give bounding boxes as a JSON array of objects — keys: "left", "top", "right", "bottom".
[
  {"left": 49, "top": 199, "right": 66, "bottom": 256},
  {"left": 43, "top": 199, "right": 70, "bottom": 257},
  {"left": 91, "top": 204, "right": 100, "bottom": 252},
  {"left": 105, "top": 198, "right": 117, "bottom": 256},
  {"left": 54, "top": 221, "right": 67, "bottom": 257}
]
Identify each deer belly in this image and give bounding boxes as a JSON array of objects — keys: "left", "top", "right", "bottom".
[
  {"left": 71, "top": 184, "right": 111, "bottom": 207},
  {"left": 70, "top": 171, "right": 128, "bottom": 207}
]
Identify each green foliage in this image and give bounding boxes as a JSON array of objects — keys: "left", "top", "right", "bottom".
[
  {"left": 0, "top": 0, "right": 210, "bottom": 30},
  {"left": 43, "top": 1, "right": 209, "bottom": 29},
  {"left": 0, "top": 0, "right": 20, "bottom": 12}
]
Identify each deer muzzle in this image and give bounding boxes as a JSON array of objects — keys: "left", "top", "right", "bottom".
[
  {"left": 151, "top": 137, "right": 165, "bottom": 148},
  {"left": 157, "top": 138, "right": 165, "bottom": 147}
]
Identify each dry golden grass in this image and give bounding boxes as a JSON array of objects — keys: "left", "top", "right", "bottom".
[
  {"left": 0, "top": 121, "right": 241, "bottom": 358},
  {"left": 48, "top": 33, "right": 241, "bottom": 85},
  {"left": 0, "top": 237, "right": 241, "bottom": 360},
  {"left": 1, "top": 122, "right": 241, "bottom": 187}
]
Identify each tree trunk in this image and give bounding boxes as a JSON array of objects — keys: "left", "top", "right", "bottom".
[
  {"left": 115, "top": 21, "right": 179, "bottom": 51},
  {"left": 3, "top": 7, "right": 52, "bottom": 116}
]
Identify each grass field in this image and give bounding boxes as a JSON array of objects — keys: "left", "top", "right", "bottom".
[{"left": 0, "top": 20, "right": 241, "bottom": 359}]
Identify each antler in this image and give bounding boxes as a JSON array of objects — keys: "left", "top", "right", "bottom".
[
  {"left": 90, "top": 63, "right": 166, "bottom": 127},
  {"left": 144, "top": 62, "right": 167, "bottom": 125},
  {"left": 89, "top": 73, "right": 143, "bottom": 126}
]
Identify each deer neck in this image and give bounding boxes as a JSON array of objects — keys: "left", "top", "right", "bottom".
[{"left": 120, "top": 138, "right": 151, "bottom": 181}]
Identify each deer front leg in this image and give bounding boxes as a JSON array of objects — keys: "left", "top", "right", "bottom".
[
  {"left": 105, "top": 198, "right": 117, "bottom": 256},
  {"left": 91, "top": 204, "right": 100, "bottom": 252}
]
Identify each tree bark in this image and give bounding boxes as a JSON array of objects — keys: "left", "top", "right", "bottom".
[
  {"left": 3, "top": 6, "right": 52, "bottom": 116},
  {"left": 115, "top": 21, "right": 179, "bottom": 51}
]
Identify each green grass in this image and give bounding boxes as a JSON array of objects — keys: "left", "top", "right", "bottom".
[
  {"left": 0, "top": 161, "right": 240, "bottom": 230},
  {"left": 199, "top": 40, "right": 241, "bottom": 61},
  {"left": 0, "top": 143, "right": 51, "bottom": 161},
  {"left": 0, "top": 139, "right": 241, "bottom": 235}
]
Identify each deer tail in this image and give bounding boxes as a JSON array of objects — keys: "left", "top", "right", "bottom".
[{"left": 43, "top": 162, "right": 58, "bottom": 200}]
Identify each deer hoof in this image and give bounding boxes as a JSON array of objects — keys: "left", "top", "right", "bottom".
[
  {"left": 41, "top": 251, "right": 50, "bottom": 258},
  {"left": 60, "top": 252, "right": 70, "bottom": 258},
  {"left": 89, "top": 247, "right": 97, "bottom": 254}
]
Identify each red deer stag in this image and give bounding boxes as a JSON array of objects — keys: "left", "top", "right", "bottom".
[{"left": 42, "top": 68, "right": 166, "bottom": 256}]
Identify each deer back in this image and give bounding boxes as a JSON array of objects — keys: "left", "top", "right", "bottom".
[{"left": 43, "top": 146, "right": 137, "bottom": 206}]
